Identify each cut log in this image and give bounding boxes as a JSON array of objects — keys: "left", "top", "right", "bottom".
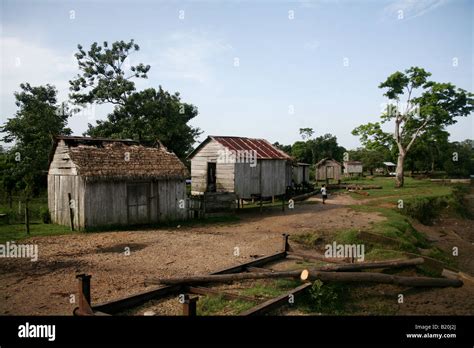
[
  {"left": 149, "top": 270, "right": 305, "bottom": 286},
  {"left": 317, "top": 258, "right": 424, "bottom": 272},
  {"left": 288, "top": 251, "right": 350, "bottom": 264},
  {"left": 307, "top": 271, "right": 463, "bottom": 288}
]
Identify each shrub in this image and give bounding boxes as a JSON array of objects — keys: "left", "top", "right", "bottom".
[
  {"left": 307, "top": 280, "right": 347, "bottom": 313},
  {"left": 40, "top": 207, "right": 51, "bottom": 224},
  {"left": 400, "top": 196, "right": 448, "bottom": 225}
]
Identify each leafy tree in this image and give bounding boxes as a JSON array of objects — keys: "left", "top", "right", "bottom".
[
  {"left": 69, "top": 40, "right": 150, "bottom": 106},
  {"left": 352, "top": 67, "right": 473, "bottom": 187},
  {"left": 348, "top": 148, "right": 387, "bottom": 175},
  {"left": 71, "top": 40, "right": 201, "bottom": 158},
  {"left": 299, "top": 127, "right": 314, "bottom": 140},
  {"left": 85, "top": 87, "right": 201, "bottom": 158},
  {"left": 1, "top": 83, "right": 72, "bottom": 192},
  {"left": 273, "top": 142, "right": 292, "bottom": 155},
  {"left": 1, "top": 83, "right": 71, "bottom": 232},
  {"left": 443, "top": 140, "right": 474, "bottom": 178}
]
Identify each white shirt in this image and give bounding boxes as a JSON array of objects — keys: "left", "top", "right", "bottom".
[{"left": 321, "top": 187, "right": 327, "bottom": 195}]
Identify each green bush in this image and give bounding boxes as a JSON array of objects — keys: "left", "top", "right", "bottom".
[
  {"left": 40, "top": 207, "right": 51, "bottom": 224},
  {"left": 307, "top": 280, "right": 347, "bottom": 313},
  {"left": 400, "top": 196, "right": 448, "bottom": 225}
]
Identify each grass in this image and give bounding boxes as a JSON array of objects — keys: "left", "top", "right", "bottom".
[
  {"left": 342, "top": 176, "right": 453, "bottom": 202},
  {"left": 0, "top": 222, "right": 74, "bottom": 244},
  {"left": 196, "top": 294, "right": 255, "bottom": 316}
]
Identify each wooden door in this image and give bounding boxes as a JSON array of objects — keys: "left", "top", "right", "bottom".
[
  {"left": 207, "top": 162, "right": 217, "bottom": 192},
  {"left": 127, "top": 183, "right": 150, "bottom": 224}
]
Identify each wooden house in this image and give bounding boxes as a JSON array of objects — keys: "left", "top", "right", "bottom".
[
  {"left": 187, "top": 136, "right": 293, "bottom": 199},
  {"left": 343, "top": 161, "right": 363, "bottom": 177},
  {"left": 47, "top": 136, "right": 188, "bottom": 230},
  {"left": 292, "top": 163, "right": 310, "bottom": 185},
  {"left": 315, "top": 158, "right": 342, "bottom": 183}
]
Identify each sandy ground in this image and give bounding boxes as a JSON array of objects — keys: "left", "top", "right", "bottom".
[
  {"left": 0, "top": 194, "right": 381, "bottom": 315},
  {"left": 0, "top": 191, "right": 473, "bottom": 315}
]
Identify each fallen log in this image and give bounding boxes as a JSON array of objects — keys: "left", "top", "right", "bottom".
[
  {"left": 306, "top": 271, "right": 463, "bottom": 288},
  {"left": 317, "top": 258, "right": 424, "bottom": 272},
  {"left": 150, "top": 258, "right": 425, "bottom": 286},
  {"left": 287, "top": 251, "right": 349, "bottom": 264},
  {"left": 149, "top": 270, "right": 304, "bottom": 286}
]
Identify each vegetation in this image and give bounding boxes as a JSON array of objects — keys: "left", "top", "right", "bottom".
[
  {"left": 352, "top": 66, "right": 473, "bottom": 187},
  {"left": 70, "top": 40, "right": 201, "bottom": 159}
]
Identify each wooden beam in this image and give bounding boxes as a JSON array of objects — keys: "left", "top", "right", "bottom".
[
  {"left": 307, "top": 271, "right": 463, "bottom": 287},
  {"left": 91, "top": 250, "right": 287, "bottom": 314},
  {"left": 240, "top": 283, "right": 312, "bottom": 316},
  {"left": 187, "top": 286, "right": 257, "bottom": 302},
  {"left": 246, "top": 266, "right": 273, "bottom": 273},
  {"left": 287, "top": 251, "right": 349, "bottom": 264},
  {"left": 151, "top": 270, "right": 304, "bottom": 286}
]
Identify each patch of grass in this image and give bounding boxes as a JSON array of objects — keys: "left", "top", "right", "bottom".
[
  {"left": 83, "top": 215, "right": 241, "bottom": 232},
  {"left": 196, "top": 294, "right": 254, "bottom": 315},
  {"left": 0, "top": 223, "right": 73, "bottom": 244},
  {"left": 364, "top": 248, "right": 406, "bottom": 261},
  {"left": 334, "top": 228, "right": 360, "bottom": 244},
  {"left": 290, "top": 232, "right": 323, "bottom": 247}
]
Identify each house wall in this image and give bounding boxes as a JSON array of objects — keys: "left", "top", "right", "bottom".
[
  {"left": 190, "top": 139, "right": 234, "bottom": 194},
  {"left": 315, "top": 161, "right": 342, "bottom": 181},
  {"left": 344, "top": 164, "right": 363, "bottom": 175},
  {"left": 83, "top": 179, "right": 187, "bottom": 227},
  {"left": 292, "top": 165, "right": 310, "bottom": 185},
  {"left": 234, "top": 160, "right": 286, "bottom": 198},
  {"left": 48, "top": 140, "right": 85, "bottom": 229}
]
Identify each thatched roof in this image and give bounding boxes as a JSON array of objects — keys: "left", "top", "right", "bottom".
[{"left": 55, "top": 136, "right": 188, "bottom": 181}]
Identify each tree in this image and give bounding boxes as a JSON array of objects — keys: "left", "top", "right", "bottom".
[
  {"left": 299, "top": 128, "right": 314, "bottom": 140},
  {"left": 273, "top": 142, "right": 292, "bottom": 155},
  {"left": 1, "top": 83, "right": 72, "bottom": 232},
  {"left": 69, "top": 40, "right": 150, "bottom": 106},
  {"left": 353, "top": 67, "right": 473, "bottom": 187},
  {"left": 348, "top": 148, "right": 387, "bottom": 175},
  {"left": 71, "top": 40, "right": 201, "bottom": 158},
  {"left": 85, "top": 87, "right": 201, "bottom": 158}
]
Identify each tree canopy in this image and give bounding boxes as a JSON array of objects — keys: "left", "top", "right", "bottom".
[
  {"left": 70, "top": 39, "right": 201, "bottom": 158},
  {"left": 352, "top": 66, "right": 473, "bottom": 187}
]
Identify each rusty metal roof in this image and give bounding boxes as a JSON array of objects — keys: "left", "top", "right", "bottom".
[{"left": 188, "top": 136, "right": 292, "bottom": 160}]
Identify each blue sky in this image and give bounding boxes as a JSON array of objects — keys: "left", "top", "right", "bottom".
[{"left": 1, "top": 0, "right": 472, "bottom": 149}]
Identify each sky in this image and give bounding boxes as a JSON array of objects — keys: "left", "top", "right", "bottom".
[{"left": 0, "top": 0, "right": 473, "bottom": 149}]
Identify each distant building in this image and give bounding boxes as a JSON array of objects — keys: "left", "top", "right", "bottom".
[
  {"left": 383, "top": 162, "right": 397, "bottom": 176},
  {"left": 343, "top": 161, "right": 363, "bottom": 177},
  {"left": 187, "top": 136, "right": 293, "bottom": 199},
  {"left": 292, "top": 163, "right": 311, "bottom": 185},
  {"left": 315, "top": 158, "right": 342, "bottom": 183},
  {"left": 48, "top": 136, "right": 188, "bottom": 230}
]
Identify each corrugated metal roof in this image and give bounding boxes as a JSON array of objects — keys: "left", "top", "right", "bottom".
[{"left": 210, "top": 136, "right": 292, "bottom": 160}]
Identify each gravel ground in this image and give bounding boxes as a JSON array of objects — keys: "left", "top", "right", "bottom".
[{"left": 0, "top": 194, "right": 381, "bottom": 315}]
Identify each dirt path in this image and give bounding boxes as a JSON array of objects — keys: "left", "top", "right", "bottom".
[{"left": 0, "top": 194, "right": 381, "bottom": 315}]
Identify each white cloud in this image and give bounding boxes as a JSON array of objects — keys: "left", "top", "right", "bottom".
[
  {"left": 382, "top": 0, "right": 450, "bottom": 20},
  {"left": 0, "top": 37, "right": 76, "bottom": 120},
  {"left": 304, "top": 40, "right": 320, "bottom": 51},
  {"left": 144, "top": 31, "right": 233, "bottom": 83}
]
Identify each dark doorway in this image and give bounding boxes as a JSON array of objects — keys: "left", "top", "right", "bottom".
[
  {"left": 207, "top": 162, "right": 217, "bottom": 192},
  {"left": 127, "top": 183, "right": 150, "bottom": 224}
]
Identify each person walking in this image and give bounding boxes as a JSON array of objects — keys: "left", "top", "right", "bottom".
[{"left": 321, "top": 184, "right": 328, "bottom": 204}]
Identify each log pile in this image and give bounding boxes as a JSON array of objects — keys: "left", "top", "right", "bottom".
[{"left": 147, "top": 257, "right": 462, "bottom": 289}]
